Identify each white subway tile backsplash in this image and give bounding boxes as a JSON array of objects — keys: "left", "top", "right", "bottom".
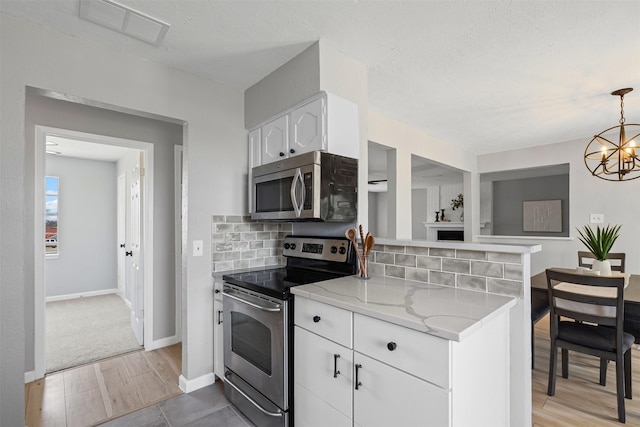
[
  {"left": 369, "top": 242, "right": 524, "bottom": 300},
  {"left": 211, "top": 215, "right": 289, "bottom": 273}
]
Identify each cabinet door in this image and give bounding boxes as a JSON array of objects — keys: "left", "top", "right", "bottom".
[
  {"left": 213, "top": 298, "right": 224, "bottom": 379},
  {"left": 353, "top": 352, "right": 451, "bottom": 427},
  {"left": 290, "top": 97, "right": 326, "bottom": 156},
  {"left": 261, "top": 115, "right": 288, "bottom": 164},
  {"left": 294, "top": 326, "right": 353, "bottom": 422}
]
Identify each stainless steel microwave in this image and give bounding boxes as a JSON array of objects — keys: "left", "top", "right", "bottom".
[{"left": 251, "top": 151, "right": 358, "bottom": 222}]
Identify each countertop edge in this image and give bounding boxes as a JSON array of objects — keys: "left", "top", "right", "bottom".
[
  {"left": 376, "top": 238, "right": 542, "bottom": 254},
  {"left": 291, "top": 279, "right": 516, "bottom": 342}
]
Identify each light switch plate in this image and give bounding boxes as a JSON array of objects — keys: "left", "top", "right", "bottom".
[
  {"left": 590, "top": 213, "right": 604, "bottom": 224},
  {"left": 193, "top": 240, "right": 203, "bottom": 256}
]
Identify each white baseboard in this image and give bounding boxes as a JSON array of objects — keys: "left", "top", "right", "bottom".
[
  {"left": 145, "top": 335, "right": 180, "bottom": 352},
  {"left": 25, "top": 370, "right": 36, "bottom": 384},
  {"left": 179, "top": 372, "right": 215, "bottom": 393},
  {"left": 45, "top": 288, "right": 117, "bottom": 302}
]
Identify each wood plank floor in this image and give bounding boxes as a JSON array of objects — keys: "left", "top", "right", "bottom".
[
  {"left": 25, "top": 343, "right": 182, "bottom": 427},
  {"left": 533, "top": 315, "right": 640, "bottom": 426}
]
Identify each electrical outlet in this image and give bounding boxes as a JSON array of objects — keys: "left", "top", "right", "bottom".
[
  {"left": 590, "top": 213, "right": 604, "bottom": 224},
  {"left": 193, "top": 240, "right": 203, "bottom": 257}
]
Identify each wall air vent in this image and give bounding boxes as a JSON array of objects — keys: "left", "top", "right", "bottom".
[{"left": 79, "top": 0, "right": 170, "bottom": 46}]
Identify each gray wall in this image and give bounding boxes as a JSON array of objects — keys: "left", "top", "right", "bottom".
[
  {"left": 492, "top": 174, "right": 570, "bottom": 237},
  {"left": 45, "top": 156, "right": 117, "bottom": 297},
  {"left": 412, "top": 188, "right": 429, "bottom": 240},
  {"left": 25, "top": 92, "right": 183, "bottom": 366}
]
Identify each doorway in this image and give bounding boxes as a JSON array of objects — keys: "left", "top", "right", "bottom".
[{"left": 34, "top": 127, "right": 155, "bottom": 378}]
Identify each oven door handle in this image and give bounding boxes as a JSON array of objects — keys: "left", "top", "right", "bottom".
[
  {"left": 222, "top": 290, "right": 282, "bottom": 312},
  {"left": 223, "top": 372, "right": 284, "bottom": 418}
]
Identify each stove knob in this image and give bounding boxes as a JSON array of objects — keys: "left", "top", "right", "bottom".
[
  {"left": 330, "top": 246, "right": 338, "bottom": 254},
  {"left": 338, "top": 247, "right": 346, "bottom": 255},
  {"left": 290, "top": 243, "right": 297, "bottom": 250},
  {"left": 284, "top": 243, "right": 290, "bottom": 249}
]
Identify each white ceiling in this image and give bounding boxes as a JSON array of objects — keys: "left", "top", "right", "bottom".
[
  {"left": 2, "top": 0, "right": 639, "bottom": 156},
  {"left": 46, "top": 135, "right": 135, "bottom": 162}
]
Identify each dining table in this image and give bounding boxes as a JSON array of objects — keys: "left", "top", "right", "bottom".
[{"left": 531, "top": 269, "right": 640, "bottom": 342}]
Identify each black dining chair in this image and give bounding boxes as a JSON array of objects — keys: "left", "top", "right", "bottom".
[
  {"left": 546, "top": 268, "right": 633, "bottom": 423},
  {"left": 531, "top": 287, "right": 550, "bottom": 369},
  {"left": 578, "top": 251, "right": 626, "bottom": 272}
]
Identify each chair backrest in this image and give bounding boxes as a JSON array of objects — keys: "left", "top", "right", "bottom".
[
  {"left": 577, "top": 251, "right": 626, "bottom": 272},
  {"left": 545, "top": 268, "right": 626, "bottom": 330}
]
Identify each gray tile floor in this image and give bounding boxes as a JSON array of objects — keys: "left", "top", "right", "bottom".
[{"left": 99, "top": 381, "right": 256, "bottom": 427}]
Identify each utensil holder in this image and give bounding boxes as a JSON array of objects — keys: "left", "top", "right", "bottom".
[{"left": 358, "top": 254, "right": 371, "bottom": 280}]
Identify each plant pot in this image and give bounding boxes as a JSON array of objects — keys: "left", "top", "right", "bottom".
[{"left": 592, "top": 259, "right": 612, "bottom": 276}]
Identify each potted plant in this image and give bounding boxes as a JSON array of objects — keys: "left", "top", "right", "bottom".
[
  {"left": 576, "top": 224, "right": 622, "bottom": 275},
  {"left": 450, "top": 194, "right": 464, "bottom": 221}
]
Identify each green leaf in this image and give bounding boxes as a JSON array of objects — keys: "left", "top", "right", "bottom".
[{"left": 576, "top": 224, "right": 621, "bottom": 261}]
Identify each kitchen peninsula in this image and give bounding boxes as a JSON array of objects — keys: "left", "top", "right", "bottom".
[
  {"left": 292, "top": 276, "right": 515, "bottom": 426},
  {"left": 295, "top": 238, "right": 540, "bottom": 427}
]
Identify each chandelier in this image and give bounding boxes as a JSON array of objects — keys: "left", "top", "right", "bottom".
[{"left": 584, "top": 88, "right": 640, "bottom": 181}]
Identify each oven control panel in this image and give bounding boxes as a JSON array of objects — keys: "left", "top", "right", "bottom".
[{"left": 282, "top": 236, "right": 351, "bottom": 262}]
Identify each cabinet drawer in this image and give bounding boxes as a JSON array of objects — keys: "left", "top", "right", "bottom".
[
  {"left": 295, "top": 297, "right": 352, "bottom": 348},
  {"left": 354, "top": 313, "right": 451, "bottom": 388}
]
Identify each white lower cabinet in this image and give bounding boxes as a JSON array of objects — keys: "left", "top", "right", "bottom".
[
  {"left": 294, "top": 327, "right": 352, "bottom": 427},
  {"left": 353, "top": 352, "right": 450, "bottom": 427},
  {"left": 294, "top": 296, "right": 509, "bottom": 427},
  {"left": 213, "top": 281, "right": 224, "bottom": 379}
]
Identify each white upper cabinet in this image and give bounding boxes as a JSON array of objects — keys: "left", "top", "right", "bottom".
[
  {"left": 249, "top": 92, "right": 359, "bottom": 166},
  {"left": 290, "top": 97, "right": 326, "bottom": 156},
  {"left": 261, "top": 114, "right": 289, "bottom": 164}
]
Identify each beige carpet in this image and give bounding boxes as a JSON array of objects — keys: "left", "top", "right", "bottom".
[{"left": 46, "top": 293, "right": 142, "bottom": 373}]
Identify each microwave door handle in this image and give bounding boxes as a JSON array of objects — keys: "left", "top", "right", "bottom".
[{"left": 290, "top": 168, "right": 304, "bottom": 217}]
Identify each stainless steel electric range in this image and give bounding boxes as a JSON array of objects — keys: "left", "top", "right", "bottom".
[{"left": 221, "top": 235, "right": 357, "bottom": 427}]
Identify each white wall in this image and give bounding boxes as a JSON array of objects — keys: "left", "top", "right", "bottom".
[
  {"left": 0, "top": 12, "right": 245, "bottom": 424},
  {"left": 368, "top": 110, "right": 477, "bottom": 239},
  {"left": 45, "top": 156, "right": 117, "bottom": 297},
  {"left": 478, "top": 138, "right": 640, "bottom": 275}
]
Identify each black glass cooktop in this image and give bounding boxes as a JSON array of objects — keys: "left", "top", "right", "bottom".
[{"left": 222, "top": 266, "right": 345, "bottom": 300}]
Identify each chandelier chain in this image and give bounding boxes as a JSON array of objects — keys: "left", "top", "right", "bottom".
[{"left": 620, "top": 94, "right": 626, "bottom": 125}]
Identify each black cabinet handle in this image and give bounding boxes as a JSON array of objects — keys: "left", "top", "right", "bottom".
[
  {"left": 214, "top": 289, "right": 220, "bottom": 294},
  {"left": 290, "top": 148, "right": 295, "bottom": 154},
  {"left": 279, "top": 152, "right": 285, "bottom": 157},
  {"left": 125, "top": 251, "right": 133, "bottom": 257},
  {"left": 313, "top": 315, "right": 321, "bottom": 323},
  {"left": 217, "top": 310, "right": 223, "bottom": 325},
  {"left": 387, "top": 342, "right": 397, "bottom": 351},
  {"left": 355, "top": 364, "right": 362, "bottom": 390},
  {"left": 120, "top": 243, "right": 126, "bottom": 248},
  {"left": 333, "top": 354, "right": 341, "bottom": 378}
]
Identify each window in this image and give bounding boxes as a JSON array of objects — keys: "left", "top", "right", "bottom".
[{"left": 45, "top": 176, "right": 59, "bottom": 257}]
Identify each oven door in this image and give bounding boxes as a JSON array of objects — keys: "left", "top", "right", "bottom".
[
  {"left": 252, "top": 163, "right": 319, "bottom": 220},
  {"left": 223, "top": 284, "right": 287, "bottom": 409}
]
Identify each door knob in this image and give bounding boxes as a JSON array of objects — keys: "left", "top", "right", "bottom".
[{"left": 125, "top": 251, "right": 133, "bottom": 256}]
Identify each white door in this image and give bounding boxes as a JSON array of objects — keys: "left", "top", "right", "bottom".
[
  {"left": 129, "top": 154, "right": 144, "bottom": 345},
  {"left": 261, "top": 115, "right": 289, "bottom": 164},
  {"left": 117, "top": 173, "right": 126, "bottom": 299},
  {"left": 290, "top": 97, "right": 326, "bottom": 155}
]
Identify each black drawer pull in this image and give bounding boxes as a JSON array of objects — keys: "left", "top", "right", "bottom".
[
  {"left": 355, "top": 364, "right": 362, "bottom": 390},
  {"left": 313, "top": 315, "right": 321, "bottom": 323},
  {"left": 387, "top": 342, "right": 397, "bottom": 351},
  {"left": 333, "top": 354, "right": 341, "bottom": 378}
]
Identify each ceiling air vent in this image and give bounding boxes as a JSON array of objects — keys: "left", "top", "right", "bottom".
[{"left": 79, "top": 0, "right": 170, "bottom": 46}]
